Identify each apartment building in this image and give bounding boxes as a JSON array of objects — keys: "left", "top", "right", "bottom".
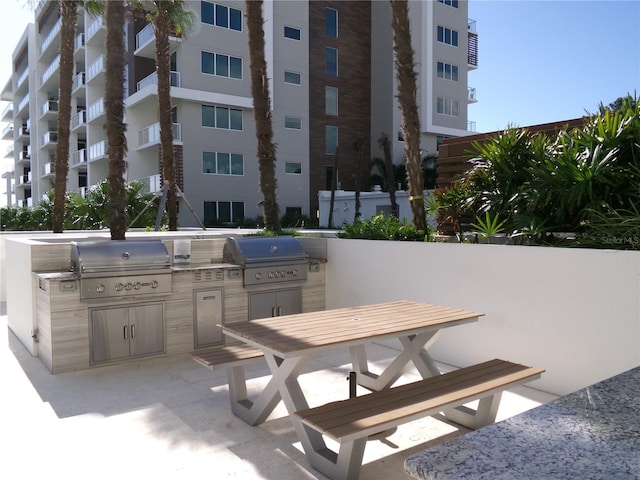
[{"left": 1, "top": 0, "right": 477, "bottom": 226}]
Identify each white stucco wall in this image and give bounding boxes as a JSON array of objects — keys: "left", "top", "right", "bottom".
[{"left": 325, "top": 239, "right": 640, "bottom": 396}]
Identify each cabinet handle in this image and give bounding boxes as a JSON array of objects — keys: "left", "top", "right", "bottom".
[
  {"left": 271, "top": 307, "right": 276, "bottom": 317},
  {"left": 124, "top": 326, "right": 128, "bottom": 339},
  {"left": 131, "top": 324, "right": 135, "bottom": 339},
  {"left": 277, "top": 306, "right": 282, "bottom": 316}
]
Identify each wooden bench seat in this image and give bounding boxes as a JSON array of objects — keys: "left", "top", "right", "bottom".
[
  {"left": 293, "top": 359, "right": 544, "bottom": 480},
  {"left": 192, "top": 344, "right": 265, "bottom": 369}
]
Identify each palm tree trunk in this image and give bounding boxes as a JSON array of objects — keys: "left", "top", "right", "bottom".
[
  {"left": 246, "top": 0, "right": 280, "bottom": 232},
  {"left": 52, "top": 0, "right": 77, "bottom": 233},
  {"left": 105, "top": 0, "right": 128, "bottom": 240},
  {"left": 390, "top": 0, "right": 426, "bottom": 230},
  {"left": 154, "top": 9, "right": 177, "bottom": 230},
  {"left": 378, "top": 133, "right": 399, "bottom": 217}
]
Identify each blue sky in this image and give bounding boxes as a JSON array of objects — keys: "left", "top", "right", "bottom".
[{"left": 468, "top": 0, "right": 640, "bottom": 132}]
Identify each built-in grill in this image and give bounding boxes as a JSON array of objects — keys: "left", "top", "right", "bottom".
[
  {"left": 71, "top": 240, "right": 172, "bottom": 300},
  {"left": 223, "top": 236, "right": 309, "bottom": 286}
]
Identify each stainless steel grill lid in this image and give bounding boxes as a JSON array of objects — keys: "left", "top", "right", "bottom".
[
  {"left": 71, "top": 240, "right": 170, "bottom": 277},
  {"left": 223, "top": 236, "right": 308, "bottom": 266}
]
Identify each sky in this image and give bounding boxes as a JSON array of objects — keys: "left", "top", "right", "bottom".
[{"left": 0, "top": 0, "right": 638, "bottom": 204}]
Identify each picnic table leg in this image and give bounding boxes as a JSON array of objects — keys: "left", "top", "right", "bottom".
[
  {"left": 227, "top": 365, "right": 282, "bottom": 426},
  {"left": 349, "top": 331, "right": 442, "bottom": 390}
]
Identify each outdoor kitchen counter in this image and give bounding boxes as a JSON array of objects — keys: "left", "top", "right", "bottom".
[{"left": 404, "top": 365, "right": 640, "bottom": 479}]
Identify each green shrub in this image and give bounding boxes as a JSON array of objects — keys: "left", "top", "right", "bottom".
[{"left": 337, "top": 214, "right": 430, "bottom": 241}]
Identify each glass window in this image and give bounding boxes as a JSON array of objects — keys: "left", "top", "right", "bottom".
[
  {"left": 230, "top": 109, "right": 243, "bottom": 130},
  {"left": 201, "top": 1, "right": 214, "bottom": 25},
  {"left": 284, "top": 26, "right": 301, "bottom": 40},
  {"left": 437, "top": 26, "right": 458, "bottom": 46},
  {"left": 203, "top": 151, "right": 215, "bottom": 173},
  {"left": 216, "top": 106, "right": 229, "bottom": 129},
  {"left": 326, "top": 125, "right": 338, "bottom": 155},
  {"left": 326, "top": 47, "right": 338, "bottom": 76},
  {"left": 438, "top": 0, "right": 459, "bottom": 7},
  {"left": 215, "top": 4, "right": 228, "bottom": 28},
  {"left": 202, "top": 105, "right": 215, "bottom": 127},
  {"left": 326, "top": 8, "right": 338, "bottom": 37},
  {"left": 229, "top": 57, "right": 242, "bottom": 79},
  {"left": 231, "top": 154, "right": 244, "bottom": 175},
  {"left": 216, "top": 54, "right": 229, "bottom": 77},
  {"left": 436, "top": 97, "right": 459, "bottom": 116},
  {"left": 286, "top": 162, "right": 302, "bottom": 174},
  {"left": 201, "top": 51, "right": 214, "bottom": 74},
  {"left": 218, "top": 201, "right": 231, "bottom": 222},
  {"left": 204, "top": 201, "right": 244, "bottom": 224},
  {"left": 232, "top": 202, "right": 244, "bottom": 222},
  {"left": 217, "top": 152, "right": 230, "bottom": 174},
  {"left": 202, "top": 51, "right": 241, "bottom": 79},
  {"left": 285, "top": 116, "right": 302, "bottom": 129},
  {"left": 284, "top": 71, "right": 302, "bottom": 85},
  {"left": 229, "top": 8, "right": 242, "bottom": 31},
  {"left": 325, "top": 86, "right": 338, "bottom": 116}
]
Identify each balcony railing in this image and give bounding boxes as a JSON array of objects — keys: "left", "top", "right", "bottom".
[
  {"left": 72, "top": 148, "right": 87, "bottom": 166},
  {"left": 71, "top": 110, "right": 87, "bottom": 130},
  {"left": 42, "top": 131, "right": 58, "bottom": 146},
  {"left": 19, "top": 149, "right": 30, "bottom": 161},
  {"left": 41, "top": 100, "right": 58, "bottom": 117},
  {"left": 17, "top": 69, "right": 29, "bottom": 89},
  {"left": 18, "top": 95, "right": 29, "bottom": 112},
  {"left": 468, "top": 87, "right": 477, "bottom": 102},
  {"left": 86, "top": 15, "right": 104, "bottom": 42},
  {"left": 5, "top": 144, "right": 14, "bottom": 157},
  {"left": 19, "top": 172, "right": 32, "bottom": 185},
  {"left": 137, "top": 174, "right": 162, "bottom": 194},
  {"left": 87, "top": 97, "right": 104, "bottom": 122},
  {"left": 40, "top": 18, "right": 62, "bottom": 56},
  {"left": 136, "top": 23, "right": 155, "bottom": 50},
  {"left": 2, "top": 124, "right": 13, "bottom": 138},
  {"left": 89, "top": 140, "right": 108, "bottom": 161},
  {"left": 18, "top": 123, "right": 30, "bottom": 136},
  {"left": 18, "top": 198, "right": 33, "bottom": 208},
  {"left": 468, "top": 18, "right": 477, "bottom": 32},
  {"left": 467, "top": 121, "right": 477, "bottom": 132},
  {"left": 87, "top": 55, "right": 104, "bottom": 82},
  {"left": 42, "top": 162, "right": 55, "bottom": 177},
  {"left": 73, "top": 72, "right": 85, "bottom": 91},
  {"left": 468, "top": 28, "right": 478, "bottom": 68},
  {"left": 2, "top": 102, "right": 13, "bottom": 118},
  {"left": 41, "top": 55, "right": 60, "bottom": 86},
  {"left": 136, "top": 70, "right": 181, "bottom": 92},
  {"left": 75, "top": 32, "right": 85, "bottom": 51},
  {"left": 138, "top": 122, "right": 182, "bottom": 147}
]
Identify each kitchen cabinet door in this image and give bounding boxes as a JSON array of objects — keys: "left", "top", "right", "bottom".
[
  {"left": 91, "top": 307, "right": 130, "bottom": 363},
  {"left": 129, "top": 303, "right": 165, "bottom": 357}
]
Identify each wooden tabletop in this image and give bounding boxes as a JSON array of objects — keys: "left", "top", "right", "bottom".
[{"left": 222, "top": 300, "right": 483, "bottom": 357}]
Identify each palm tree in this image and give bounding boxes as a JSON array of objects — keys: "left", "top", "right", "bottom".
[
  {"left": 130, "top": 1, "right": 195, "bottom": 231},
  {"left": 378, "top": 133, "right": 399, "bottom": 217},
  {"left": 389, "top": 0, "right": 426, "bottom": 231},
  {"left": 245, "top": 0, "right": 280, "bottom": 232},
  {"left": 105, "top": 0, "right": 127, "bottom": 240}
]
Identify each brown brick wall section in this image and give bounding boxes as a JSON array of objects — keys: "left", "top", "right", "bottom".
[
  {"left": 437, "top": 117, "right": 586, "bottom": 188},
  {"left": 308, "top": 1, "right": 371, "bottom": 217}
]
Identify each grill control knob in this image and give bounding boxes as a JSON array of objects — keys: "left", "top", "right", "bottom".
[
  {"left": 268, "top": 272, "right": 274, "bottom": 279},
  {"left": 133, "top": 282, "right": 142, "bottom": 290},
  {"left": 281, "top": 271, "right": 286, "bottom": 277},
  {"left": 115, "top": 283, "right": 124, "bottom": 291},
  {"left": 151, "top": 280, "right": 159, "bottom": 289},
  {"left": 255, "top": 272, "right": 262, "bottom": 280},
  {"left": 125, "top": 282, "right": 133, "bottom": 291},
  {"left": 292, "top": 269, "right": 298, "bottom": 277},
  {"left": 96, "top": 284, "right": 105, "bottom": 293}
]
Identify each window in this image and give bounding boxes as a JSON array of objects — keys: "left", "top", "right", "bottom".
[
  {"left": 204, "top": 201, "right": 245, "bottom": 225},
  {"left": 202, "top": 105, "right": 243, "bottom": 130},
  {"left": 203, "top": 152, "right": 244, "bottom": 175},
  {"left": 326, "top": 125, "right": 338, "bottom": 154},
  {"left": 201, "top": 51, "right": 242, "bottom": 79},
  {"left": 436, "top": 97, "right": 459, "bottom": 116},
  {"left": 325, "top": 86, "right": 338, "bottom": 116},
  {"left": 285, "top": 116, "right": 302, "bottom": 129},
  {"left": 284, "top": 71, "right": 302, "bottom": 85},
  {"left": 325, "top": 47, "right": 338, "bottom": 76},
  {"left": 326, "top": 8, "right": 338, "bottom": 37},
  {"left": 437, "top": 0, "right": 459, "bottom": 7},
  {"left": 284, "top": 26, "right": 301, "bottom": 40},
  {"left": 285, "top": 162, "right": 302, "bottom": 174},
  {"left": 201, "top": 2, "right": 242, "bottom": 31},
  {"left": 437, "top": 26, "right": 459, "bottom": 46},
  {"left": 437, "top": 61, "right": 459, "bottom": 81},
  {"left": 285, "top": 207, "right": 303, "bottom": 216}
]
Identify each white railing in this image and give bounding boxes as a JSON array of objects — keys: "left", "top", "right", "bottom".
[
  {"left": 19, "top": 149, "right": 30, "bottom": 161},
  {"left": 467, "top": 121, "right": 477, "bottom": 132},
  {"left": 75, "top": 32, "right": 85, "bottom": 51},
  {"left": 19, "top": 172, "right": 32, "bottom": 185},
  {"left": 138, "top": 122, "right": 182, "bottom": 147},
  {"left": 18, "top": 123, "right": 30, "bottom": 136},
  {"left": 71, "top": 110, "right": 86, "bottom": 129},
  {"left": 468, "top": 18, "right": 477, "bottom": 32},
  {"left": 137, "top": 174, "right": 162, "bottom": 194},
  {"left": 2, "top": 124, "right": 13, "bottom": 137},
  {"left": 42, "top": 162, "right": 54, "bottom": 176},
  {"left": 2, "top": 102, "right": 13, "bottom": 118},
  {"left": 87, "top": 97, "right": 104, "bottom": 122},
  {"left": 18, "top": 95, "right": 29, "bottom": 112},
  {"left": 468, "top": 87, "right": 477, "bottom": 102},
  {"left": 18, "top": 198, "right": 33, "bottom": 208},
  {"left": 41, "top": 100, "right": 58, "bottom": 116},
  {"left": 136, "top": 23, "right": 155, "bottom": 49},
  {"left": 86, "top": 15, "right": 104, "bottom": 42},
  {"left": 41, "top": 55, "right": 60, "bottom": 86},
  {"left": 86, "top": 55, "right": 104, "bottom": 82},
  {"left": 6, "top": 144, "right": 14, "bottom": 157},
  {"left": 40, "top": 18, "right": 61, "bottom": 56},
  {"left": 136, "top": 70, "right": 181, "bottom": 91},
  {"left": 42, "top": 131, "right": 58, "bottom": 145},
  {"left": 89, "top": 140, "right": 108, "bottom": 161},
  {"left": 17, "top": 69, "right": 28, "bottom": 89},
  {"left": 72, "top": 148, "right": 87, "bottom": 166},
  {"left": 72, "top": 72, "right": 85, "bottom": 91}
]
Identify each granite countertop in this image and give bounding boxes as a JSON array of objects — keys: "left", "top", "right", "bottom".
[{"left": 405, "top": 365, "right": 640, "bottom": 479}]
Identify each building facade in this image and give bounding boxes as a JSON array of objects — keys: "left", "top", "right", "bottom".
[{"left": 1, "top": 0, "right": 477, "bottom": 226}]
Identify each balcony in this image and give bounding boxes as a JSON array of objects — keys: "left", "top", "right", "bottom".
[
  {"left": 468, "top": 87, "right": 477, "bottom": 103},
  {"left": 40, "top": 18, "right": 61, "bottom": 59},
  {"left": 1, "top": 123, "right": 13, "bottom": 140},
  {"left": 137, "top": 122, "right": 182, "bottom": 150},
  {"left": 467, "top": 121, "right": 477, "bottom": 132},
  {"left": 17, "top": 95, "right": 29, "bottom": 115},
  {"left": 468, "top": 18, "right": 478, "bottom": 69},
  {"left": 88, "top": 140, "right": 108, "bottom": 162},
  {"left": 74, "top": 33, "right": 85, "bottom": 54},
  {"left": 19, "top": 171, "right": 32, "bottom": 185},
  {"left": 5, "top": 143, "right": 14, "bottom": 158},
  {"left": 1, "top": 102, "right": 13, "bottom": 121},
  {"left": 71, "top": 110, "right": 87, "bottom": 131},
  {"left": 136, "top": 174, "right": 162, "bottom": 194},
  {"left": 87, "top": 97, "right": 104, "bottom": 122},
  {"left": 136, "top": 71, "right": 182, "bottom": 92},
  {"left": 18, "top": 123, "right": 30, "bottom": 138},
  {"left": 18, "top": 197, "right": 33, "bottom": 208},
  {"left": 18, "top": 149, "right": 30, "bottom": 164},
  {"left": 40, "top": 100, "right": 59, "bottom": 119},
  {"left": 134, "top": 23, "right": 182, "bottom": 59},
  {"left": 16, "top": 69, "right": 29, "bottom": 91},
  {"left": 86, "top": 55, "right": 105, "bottom": 84},
  {"left": 72, "top": 72, "right": 86, "bottom": 93},
  {"left": 42, "top": 131, "right": 58, "bottom": 147},
  {"left": 41, "top": 55, "right": 60, "bottom": 88},
  {"left": 41, "top": 162, "right": 55, "bottom": 178},
  {"left": 71, "top": 148, "right": 87, "bottom": 168},
  {"left": 86, "top": 15, "right": 105, "bottom": 45}
]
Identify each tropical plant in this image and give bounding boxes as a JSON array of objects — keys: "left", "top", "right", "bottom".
[
  {"left": 105, "top": 0, "right": 128, "bottom": 240},
  {"left": 246, "top": 0, "right": 281, "bottom": 232},
  {"left": 337, "top": 213, "right": 429, "bottom": 241},
  {"left": 130, "top": 1, "right": 196, "bottom": 231},
  {"left": 389, "top": 0, "right": 426, "bottom": 231},
  {"left": 470, "top": 212, "right": 507, "bottom": 242}
]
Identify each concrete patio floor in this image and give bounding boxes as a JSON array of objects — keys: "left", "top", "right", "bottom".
[{"left": 0, "top": 309, "right": 556, "bottom": 479}]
